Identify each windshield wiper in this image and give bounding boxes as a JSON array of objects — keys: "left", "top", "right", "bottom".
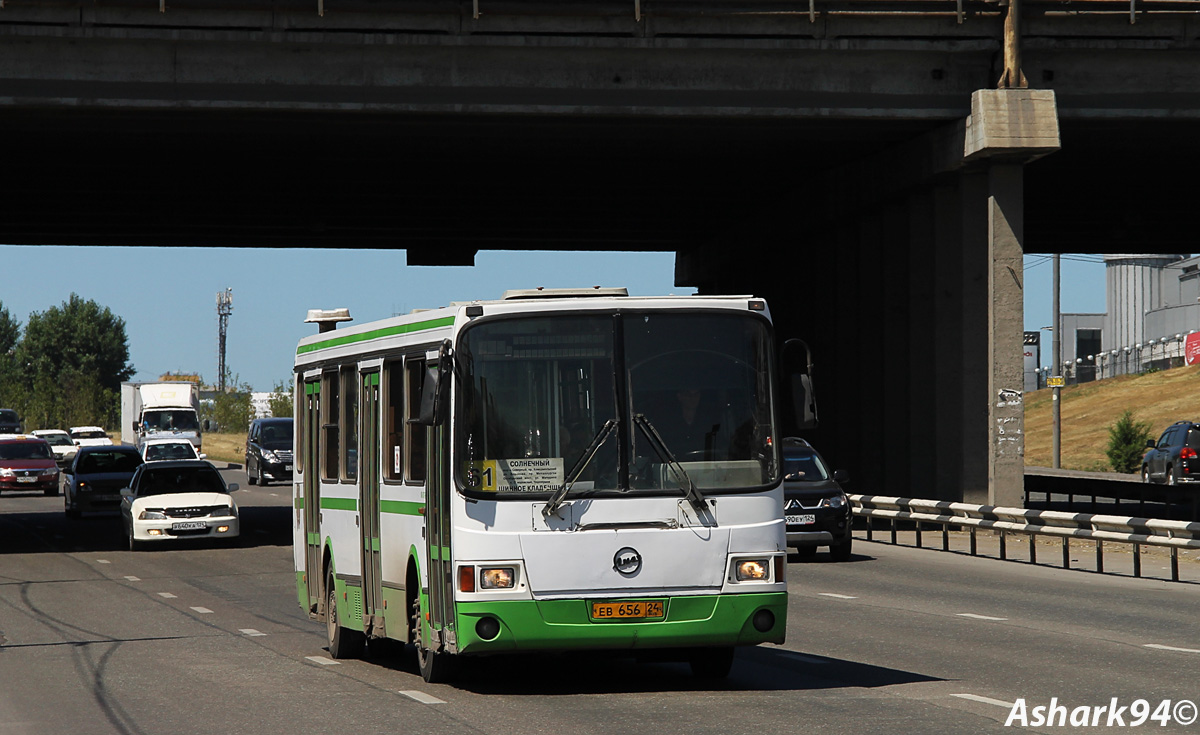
[
  {"left": 542, "top": 419, "right": 618, "bottom": 519},
  {"left": 632, "top": 414, "right": 711, "bottom": 514}
]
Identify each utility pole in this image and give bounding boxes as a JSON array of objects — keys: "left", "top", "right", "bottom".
[
  {"left": 217, "top": 288, "right": 233, "bottom": 392},
  {"left": 1052, "top": 254, "right": 1061, "bottom": 469}
]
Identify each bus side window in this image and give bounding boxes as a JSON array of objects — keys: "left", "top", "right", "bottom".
[
  {"left": 342, "top": 366, "right": 358, "bottom": 482},
  {"left": 321, "top": 371, "right": 340, "bottom": 481},
  {"left": 405, "top": 357, "right": 426, "bottom": 483},
  {"left": 384, "top": 360, "right": 404, "bottom": 482}
]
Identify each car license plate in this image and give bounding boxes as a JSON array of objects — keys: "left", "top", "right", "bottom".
[
  {"left": 17, "top": 476, "right": 35, "bottom": 483},
  {"left": 591, "top": 600, "right": 665, "bottom": 620},
  {"left": 171, "top": 521, "right": 207, "bottom": 531},
  {"left": 786, "top": 514, "right": 816, "bottom": 525}
]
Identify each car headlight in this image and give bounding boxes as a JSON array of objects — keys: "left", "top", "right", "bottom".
[
  {"left": 821, "top": 494, "right": 847, "bottom": 509},
  {"left": 211, "top": 505, "right": 237, "bottom": 518},
  {"left": 261, "top": 450, "right": 278, "bottom": 463},
  {"left": 139, "top": 509, "right": 167, "bottom": 520},
  {"left": 479, "top": 567, "right": 516, "bottom": 589},
  {"left": 734, "top": 559, "right": 771, "bottom": 581},
  {"left": 41, "top": 468, "right": 59, "bottom": 477},
  {"left": 0, "top": 468, "right": 14, "bottom": 478}
]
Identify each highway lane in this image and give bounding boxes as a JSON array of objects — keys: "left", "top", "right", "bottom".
[{"left": 1, "top": 471, "right": 1197, "bottom": 735}]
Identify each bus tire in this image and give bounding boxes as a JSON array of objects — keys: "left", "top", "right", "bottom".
[
  {"left": 411, "top": 595, "right": 456, "bottom": 684},
  {"left": 326, "top": 571, "right": 365, "bottom": 659},
  {"left": 689, "top": 646, "right": 735, "bottom": 679}
]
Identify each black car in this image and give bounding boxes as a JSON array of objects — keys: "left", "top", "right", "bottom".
[
  {"left": 64, "top": 444, "right": 144, "bottom": 517},
  {"left": 0, "top": 408, "right": 21, "bottom": 434},
  {"left": 1142, "top": 421, "right": 1200, "bottom": 485},
  {"left": 782, "top": 437, "right": 853, "bottom": 561},
  {"left": 245, "top": 417, "right": 294, "bottom": 486}
]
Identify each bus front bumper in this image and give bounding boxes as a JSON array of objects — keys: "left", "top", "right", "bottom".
[{"left": 454, "top": 591, "right": 786, "bottom": 655}]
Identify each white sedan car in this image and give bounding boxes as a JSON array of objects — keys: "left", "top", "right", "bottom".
[
  {"left": 141, "top": 438, "right": 205, "bottom": 463},
  {"left": 69, "top": 426, "right": 113, "bottom": 447},
  {"left": 119, "top": 460, "right": 240, "bottom": 550},
  {"left": 31, "top": 429, "right": 78, "bottom": 468}
]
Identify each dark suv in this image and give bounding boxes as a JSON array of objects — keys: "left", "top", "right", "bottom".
[
  {"left": 1142, "top": 421, "right": 1200, "bottom": 485},
  {"left": 782, "top": 437, "right": 853, "bottom": 561},
  {"left": 245, "top": 417, "right": 294, "bottom": 486},
  {"left": 0, "top": 409, "right": 21, "bottom": 434}
]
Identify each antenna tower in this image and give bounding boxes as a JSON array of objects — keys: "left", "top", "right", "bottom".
[{"left": 217, "top": 288, "right": 233, "bottom": 392}]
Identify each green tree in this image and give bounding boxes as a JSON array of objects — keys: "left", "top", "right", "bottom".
[
  {"left": 208, "top": 373, "right": 253, "bottom": 433},
  {"left": 268, "top": 377, "right": 294, "bottom": 418},
  {"left": 16, "top": 294, "right": 134, "bottom": 394},
  {"left": 0, "top": 300, "right": 22, "bottom": 409},
  {"left": 1106, "top": 410, "right": 1153, "bottom": 474}
]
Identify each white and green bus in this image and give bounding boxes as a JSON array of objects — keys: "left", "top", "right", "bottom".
[{"left": 293, "top": 288, "right": 816, "bottom": 683}]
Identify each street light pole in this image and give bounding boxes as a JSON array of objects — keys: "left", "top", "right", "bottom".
[{"left": 1052, "top": 253, "right": 1061, "bottom": 469}]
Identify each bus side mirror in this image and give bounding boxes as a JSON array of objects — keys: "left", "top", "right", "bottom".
[
  {"left": 414, "top": 341, "right": 452, "bottom": 427},
  {"left": 782, "top": 338, "right": 819, "bottom": 432}
]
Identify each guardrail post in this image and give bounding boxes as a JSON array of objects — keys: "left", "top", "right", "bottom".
[
  {"left": 1133, "top": 543, "right": 1141, "bottom": 578},
  {"left": 916, "top": 521, "right": 923, "bottom": 548},
  {"left": 999, "top": 531, "right": 1007, "bottom": 560},
  {"left": 942, "top": 523, "right": 949, "bottom": 551},
  {"left": 1029, "top": 534, "right": 1037, "bottom": 564},
  {"left": 970, "top": 527, "right": 977, "bottom": 556},
  {"left": 1171, "top": 547, "right": 1179, "bottom": 582},
  {"left": 891, "top": 518, "right": 897, "bottom": 545},
  {"left": 1095, "top": 540, "right": 1103, "bottom": 574},
  {"left": 1062, "top": 537, "right": 1070, "bottom": 569},
  {"left": 866, "top": 515, "right": 873, "bottom": 541}
]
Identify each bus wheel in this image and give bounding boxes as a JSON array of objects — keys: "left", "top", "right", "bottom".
[
  {"left": 411, "top": 596, "right": 456, "bottom": 684},
  {"left": 689, "top": 647, "right": 735, "bottom": 679},
  {"left": 326, "top": 571, "right": 364, "bottom": 659}
]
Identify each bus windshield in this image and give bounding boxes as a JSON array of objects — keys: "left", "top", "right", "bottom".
[{"left": 457, "top": 311, "right": 777, "bottom": 499}]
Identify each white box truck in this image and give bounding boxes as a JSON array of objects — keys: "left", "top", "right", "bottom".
[{"left": 121, "top": 382, "right": 202, "bottom": 451}]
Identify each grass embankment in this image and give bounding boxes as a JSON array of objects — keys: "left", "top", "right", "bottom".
[
  {"left": 202, "top": 433, "right": 247, "bottom": 465},
  {"left": 1024, "top": 364, "right": 1200, "bottom": 472}
]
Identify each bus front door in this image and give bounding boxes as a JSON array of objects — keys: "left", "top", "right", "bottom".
[
  {"left": 359, "top": 371, "right": 384, "bottom": 636},
  {"left": 303, "top": 379, "right": 322, "bottom": 615}
]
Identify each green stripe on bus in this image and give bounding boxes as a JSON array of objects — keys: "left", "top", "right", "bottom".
[
  {"left": 380, "top": 500, "right": 424, "bottom": 516},
  {"left": 296, "top": 317, "right": 454, "bottom": 355},
  {"left": 320, "top": 497, "right": 358, "bottom": 511}
]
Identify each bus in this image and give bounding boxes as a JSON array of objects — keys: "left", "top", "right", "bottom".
[{"left": 293, "top": 288, "right": 816, "bottom": 683}]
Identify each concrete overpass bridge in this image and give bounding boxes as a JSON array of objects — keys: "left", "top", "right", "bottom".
[{"left": 4, "top": 0, "right": 1199, "bottom": 505}]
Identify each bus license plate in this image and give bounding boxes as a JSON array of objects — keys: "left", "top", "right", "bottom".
[
  {"left": 591, "top": 600, "right": 665, "bottom": 620},
  {"left": 786, "top": 514, "right": 816, "bottom": 525},
  {"left": 171, "top": 521, "right": 207, "bottom": 531}
]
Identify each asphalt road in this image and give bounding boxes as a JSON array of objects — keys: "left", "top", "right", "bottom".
[{"left": 1, "top": 469, "right": 1197, "bottom": 735}]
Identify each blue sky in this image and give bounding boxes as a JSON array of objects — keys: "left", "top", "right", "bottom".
[
  {"left": 1, "top": 246, "right": 684, "bottom": 391},
  {"left": 2, "top": 246, "right": 1121, "bottom": 390}
]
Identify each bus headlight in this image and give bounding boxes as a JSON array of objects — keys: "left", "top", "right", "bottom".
[
  {"left": 735, "top": 559, "right": 770, "bottom": 581},
  {"left": 480, "top": 567, "right": 515, "bottom": 589}
]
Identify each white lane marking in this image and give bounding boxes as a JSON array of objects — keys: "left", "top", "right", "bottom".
[
  {"left": 157, "top": 592, "right": 177, "bottom": 598},
  {"left": 1145, "top": 643, "right": 1200, "bottom": 654},
  {"left": 124, "top": 576, "right": 141, "bottom": 582},
  {"left": 399, "top": 690, "right": 447, "bottom": 704},
  {"left": 952, "top": 693, "right": 1015, "bottom": 708},
  {"left": 818, "top": 593, "right": 858, "bottom": 599},
  {"left": 306, "top": 656, "right": 340, "bottom": 666},
  {"left": 956, "top": 613, "right": 1008, "bottom": 621},
  {"left": 240, "top": 629, "right": 266, "bottom": 637},
  {"left": 777, "top": 651, "right": 829, "bottom": 665},
  {"left": 190, "top": 606, "right": 214, "bottom": 614},
  {"left": 270, "top": 493, "right": 279, "bottom": 497},
  {"left": 96, "top": 560, "right": 111, "bottom": 564}
]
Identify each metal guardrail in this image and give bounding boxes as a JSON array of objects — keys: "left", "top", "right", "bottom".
[{"left": 850, "top": 494, "right": 1200, "bottom": 582}]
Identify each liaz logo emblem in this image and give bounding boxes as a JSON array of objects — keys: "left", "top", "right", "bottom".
[{"left": 613, "top": 547, "right": 642, "bottom": 576}]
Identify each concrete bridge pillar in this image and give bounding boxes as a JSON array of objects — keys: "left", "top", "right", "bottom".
[{"left": 678, "top": 88, "right": 1058, "bottom": 506}]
